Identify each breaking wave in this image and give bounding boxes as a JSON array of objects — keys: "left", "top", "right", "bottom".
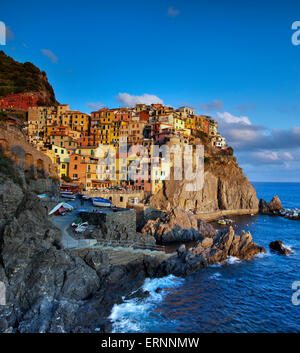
[{"left": 109, "top": 275, "right": 184, "bottom": 333}]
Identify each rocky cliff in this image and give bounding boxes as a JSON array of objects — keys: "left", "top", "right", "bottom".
[
  {"left": 0, "top": 160, "right": 265, "bottom": 332},
  {"left": 0, "top": 167, "right": 150, "bottom": 332},
  {"left": 150, "top": 155, "right": 258, "bottom": 218}
]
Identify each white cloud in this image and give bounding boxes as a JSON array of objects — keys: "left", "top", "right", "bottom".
[
  {"left": 117, "top": 93, "right": 163, "bottom": 107},
  {"left": 167, "top": 7, "right": 180, "bottom": 17},
  {"left": 217, "top": 111, "right": 251, "bottom": 125},
  {"left": 41, "top": 49, "right": 58, "bottom": 64}
]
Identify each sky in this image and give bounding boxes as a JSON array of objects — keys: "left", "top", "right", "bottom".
[{"left": 1, "top": 0, "right": 300, "bottom": 182}]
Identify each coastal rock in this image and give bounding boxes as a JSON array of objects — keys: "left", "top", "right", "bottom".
[
  {"left": 0, "top": 170, "right": 151, "bottom": 333},
  {"left": 259, "top": 199, "right": 271, "bottom": 214},
  {"left": 125, "top": 289, "right": 150, "bottom": 301},
  {"left": 136, "top": 206, "right": 165, "bottom": 232},
  {"left": 141, "top": 207, "right": 215, "bottom": 243},
  {"left": 150, "top": 170, "right": 259, "bottom": 215},
  {"left": 269, "top": 241, "right": 292, "bottom": 255},
  {"left": 198, "top": 219, "right": 217, "bottom": 238},
  {"left": 259, "top": 196, "right": 283, "bottom": 215},
  {"left": 171, "top": 226, "right": 266, "bottom": 274},
  {"left": 0, "top": 159, "right": 266, "bottom": 333},
  {"left": 269, "top": 196, "right": 283, "bottom": 211}
]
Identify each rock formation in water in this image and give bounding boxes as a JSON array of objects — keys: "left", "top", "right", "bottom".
[
  {"left": 162, "top": 226, "right": 266, "bottom": 276},
  {"left": 259, "top": 196, "right": 284, "bottom": 215},
  {"left": 269, "top": 241, "right": 292, "bottom": 255}
]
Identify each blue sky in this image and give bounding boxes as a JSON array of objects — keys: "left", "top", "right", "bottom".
[{"left": 1, "top": 0, "right": 300, "bottom": 182}]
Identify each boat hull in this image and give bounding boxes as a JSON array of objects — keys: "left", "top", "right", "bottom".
[{"left": 92, "top": 198, "right": 111, "bottom": 207}]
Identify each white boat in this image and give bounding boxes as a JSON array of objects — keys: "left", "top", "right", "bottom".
[
  {"left": 62, "top": 202, "right": 74, "bottom": 211},
  {"left": 92, "top": 197, "right": 112, "bottom": 207},
  {"left": 37, "top": 194, "right": 46, "bottom": 199},
  {"left": 49, "top": 202, "right": 74, "bottom": 215},
  {"left": 49, "top": 202, "right": 64, "bottom": 215},
  {"left": 61, "top": 193, "right": 76, "bottom": 200}
]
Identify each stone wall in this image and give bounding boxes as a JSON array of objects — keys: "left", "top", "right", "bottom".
[
  {"left": 0, "top": 124, "right": 57, "bottom": 178},
  {"left": 78, "top": 209, "right": 155, "bottom": 247},
  {"left": 79, "top": 209, "right": 136, "bottom": 241}
]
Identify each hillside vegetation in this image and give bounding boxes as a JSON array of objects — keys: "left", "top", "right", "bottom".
[{"left": 0, "top": 51, "right": 57, "bottom": 105}]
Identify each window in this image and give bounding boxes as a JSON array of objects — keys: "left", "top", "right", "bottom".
[{"left": 74, "top": 165, "right": 77, "bottom": 170}]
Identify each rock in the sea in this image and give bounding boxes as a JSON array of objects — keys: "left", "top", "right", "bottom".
[
  {"left": 125, "top": 289, "right": 150, "bottom": 301},
  {"left": 259, "top": 196, "right": 283, "bottom": 214},
  {"left": 174, "top": 226, "right": 266, "bottom": 272},
  {"left": 269, "top": 196, "right": 283, "bottom": 211},
  {"left": 269, "top": 241, "right": 292, "bottom": 255},
  {"left": 141, "top": 207, "right": 216, "bottom": 243},
  {"left": 259, "top": 199, "right": 271, "bottom": 214}
]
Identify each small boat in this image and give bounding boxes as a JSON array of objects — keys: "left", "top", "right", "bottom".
[
  {"left": 218, "top": 220, "right": 227, "bottom": 225},
  {"left": 92, "top": 197, "right": 112, "bottom": 207},
  {"left": 61, "top": 193, "right": 76, "bottom": 200},
  {"left": 62, "top": 202, "right": 74, "bottom": 211},
  {"left": 37, "top": 194, "right": 46, "bottom": 199},
  {"left": 49, "top": 202, "right": 64, "bottom": 215}
]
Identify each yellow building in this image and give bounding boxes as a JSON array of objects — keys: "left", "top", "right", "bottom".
[
  {"left": 173, "top": 117, "right": 185, "bottom": 130},
  {"left": 60, "top": 111, "right": 90, "bottom": 132},
  {"left": 59, "top": 162, "right": 69, "bottom": 179},
  {"left": 111, "top": 121, "right": 121, "bottom": 146},
  {"left": 52, "top": 145, "right": 70, "bottom": 163},
  {"left": 57, "top": 104, "right": 70, "bottom": 116},
  {"left": 135, "top": 104, "right": 147, "bottom": 112}
]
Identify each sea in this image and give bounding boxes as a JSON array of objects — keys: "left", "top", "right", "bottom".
[{"left": 109, "top": 182, "right": 300, "bottom": 333}]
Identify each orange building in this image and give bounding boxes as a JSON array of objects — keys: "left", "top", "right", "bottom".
[
  {"left": 69, "top": 153, "right": 98, "bottom": 188},
  {"left": 114, "top": 109, "right": 132, "bottom": 122}
]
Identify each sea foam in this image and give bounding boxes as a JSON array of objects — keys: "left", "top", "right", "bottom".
[{"left": 109, "top": 275, "right": 184, "bottom": 333}]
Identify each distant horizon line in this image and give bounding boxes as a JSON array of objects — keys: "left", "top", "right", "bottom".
[{"left": 251, "top": 181, "right": 300, "bottom": 183}]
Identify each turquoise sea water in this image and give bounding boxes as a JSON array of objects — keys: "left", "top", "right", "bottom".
[{"left": 110, "top": 183, "right": 300, "bottom": 333}]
